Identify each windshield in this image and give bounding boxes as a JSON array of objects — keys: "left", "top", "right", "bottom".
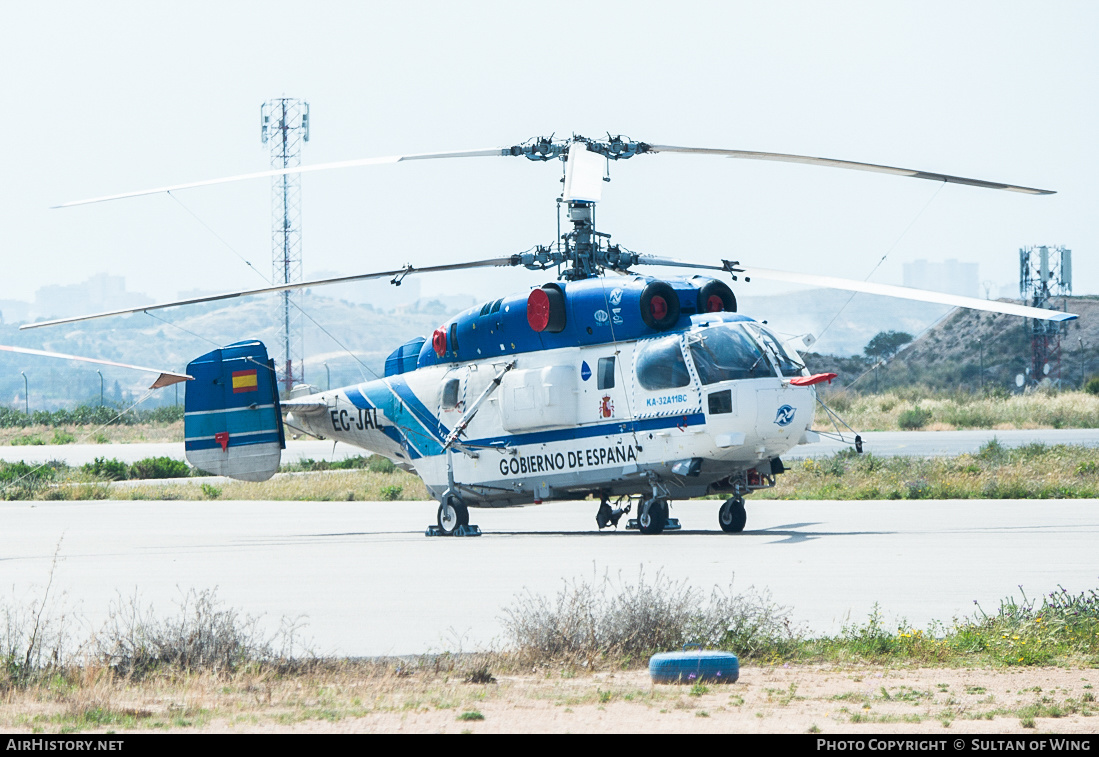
[
  {"left": 746, "top": 323, "right": 806, "bottom": 378},
  {"left": 687, "top": 323, "right": 770, "bottom": 384}
]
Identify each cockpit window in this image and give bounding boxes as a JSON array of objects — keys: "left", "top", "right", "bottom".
[
  {"left": 636, "top": 336, "right": 690, "bottom": 390},
  {"left": 746, "top": 324, "right": 806, "bottom": 378},
  {"left": 687, "top": 324, "right": 770, "bottom": 384}
]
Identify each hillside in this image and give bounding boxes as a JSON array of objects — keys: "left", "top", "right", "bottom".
[
  {"left": 0, "top": 295, "right": 472, "bottom": 409},
  {"left": 810, "top": 296, "right": 1097, "bottom": 392}
]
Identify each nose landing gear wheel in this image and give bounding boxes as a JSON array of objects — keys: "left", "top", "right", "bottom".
[
  {"left": 718, "top": 496, "right": 746, "bottom": 533},
  {"left": 437, "top": 495, "right": 469, "bottom": 536},
  {"left": 639, "top": 498, "right": 669, "bottom": 535}
]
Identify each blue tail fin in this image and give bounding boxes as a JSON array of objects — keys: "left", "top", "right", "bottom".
[{"left": 184, "top": 340, "right": 284, "bottom": 481}]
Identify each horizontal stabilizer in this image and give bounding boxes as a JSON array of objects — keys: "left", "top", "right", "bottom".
[{"left": 281, "top": 399, "right": 328, "bottom": 414}]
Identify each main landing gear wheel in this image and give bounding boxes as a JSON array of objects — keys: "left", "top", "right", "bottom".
[
  {"left": 639, "top": 498, "right": 669, "bottom": 535},
  {"left": 437, "top": 495, "right": 469, "bottom": 536},
  {"left": 718, "top": 496, "right": 747, "bottom": 533}
]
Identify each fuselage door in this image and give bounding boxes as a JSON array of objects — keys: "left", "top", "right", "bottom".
[
  {"left": 630, "top": 334, "right": 703, "bottom": 419},
  {"left": 578, "top": 351, "right": 630, "bottom": 424}
]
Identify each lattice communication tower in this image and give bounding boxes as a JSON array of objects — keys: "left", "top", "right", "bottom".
[
  {"left": 261, "top": 98, "right": 310, "bottom": 395},
  {"left": 1019, "top": 245, "right": 1072, "bottom": 386}
]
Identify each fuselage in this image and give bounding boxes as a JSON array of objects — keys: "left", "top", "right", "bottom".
[{"left": 287, "top": 276, "right": 818, "bottom": 507}]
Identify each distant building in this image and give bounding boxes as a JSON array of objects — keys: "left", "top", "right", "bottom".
[
  {"left": 0, "top": 299, "right": 31, "bottom": 324},
  {"left": 32, "top": 274, "right": 152, "bottom": 321},
  {"left": 902, "top": 259, "right": 979, "bottom": 298}
]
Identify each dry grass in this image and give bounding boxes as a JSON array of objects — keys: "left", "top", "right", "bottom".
[
  {"left": 112, "top": 469, "right": 429, "bottom": 502},
  {"left": 816, "top": 389, "right": 1099, "bottom": 431},
  {"left": 0, "top": 422, "right": 183, "bottom": 446},
  {"left": 3, "top": 662, "right": 1098, "bottom": 733},
  {"left": 759, "top": 443, "right": 1099, "bottom": 501}
]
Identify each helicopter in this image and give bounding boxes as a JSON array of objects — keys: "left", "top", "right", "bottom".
[{"left": 25, "top": 134, "right": 1076, "bottom": 536}]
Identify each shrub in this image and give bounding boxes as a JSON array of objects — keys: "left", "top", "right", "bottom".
[
  {"left": 501, "top": 569, "right": 800, "bottom": 667},
  {"left": 289, "top": 455, "right": 374, "bottom": 473},
  {"left": 50, "top": 430, "right": 75, "bottom": 445},
  {"left": 977, "top": 438, "right": 1007, "bottom": 462},
  {"left": 380, "top": 485, "right": 403, "bottom": 500},
  {"left": 1086, "top": 376, "right": 1099, "bottom": 396},
  {"left": 0, "top": 461, "right": 56, "bottom": 499},
  {"left": 82, "top": 457, "right": 129, "bottom": 481},
  {"left": 898, "top": 406, "right": 932, "bottom": 430},
  {"left": 367, "top": 456, "right": 397, "bottom": 474},
  {"left": 0, "top": 403, "right": 184, "bottom": 430},
  {"left": 201, "top": 483, "right": 222, "bottom": 499},
  {"left": 92, "top": 588, "right": 298, "bottom": 679},
  {"left": 129, "top": 457, "right": 190, "bottom": 480}
]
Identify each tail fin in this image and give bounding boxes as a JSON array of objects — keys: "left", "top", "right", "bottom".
[{"left": 184, "top": 340, "right": 284, "bottom": 481}]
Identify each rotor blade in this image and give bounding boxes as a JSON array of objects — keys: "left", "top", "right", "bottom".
[
  {"left": 53, "top": 147, "right": 513, "bottom": 208},
  {"left": 643, "top": 145, "right": 1055, "bottom": 195},
  {"left": 631, "top": 256, "right": 1076, "bottom": 322},
  {"left": 0, "top": 344, "right": 191, "bottom": 389},
  {"left": 742, "top": 266, "right": 1075, "bottom": 322},
  {"left": 19, "top": 256, "right": 519, "bottom": 330}
]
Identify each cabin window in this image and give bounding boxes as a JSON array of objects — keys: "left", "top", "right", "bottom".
[
  {"left": 688, "top": 324, "right": 770, "bottom": 384},
  {"left": 442, "top": 378, "right": 460, "bottom": 410},
  {"left": 597, "top": 357, "right": 615, "bottom": 389},
  {"left": 636, "top": 336, "right": 690, "bottom": 390},
  {"left": 708, "top": 389, "right": 733, "bottom": 415}
]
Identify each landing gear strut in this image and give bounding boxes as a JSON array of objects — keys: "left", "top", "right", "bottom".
[
  {"left": 596, "top": 495, "right": 631, "bottom": 530},
  {"left": 718, "top": 495, "right": 746, "bottom": 533}
]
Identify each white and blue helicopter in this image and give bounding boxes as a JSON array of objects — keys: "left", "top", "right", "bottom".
[{"left": 23, "top": 135, "right": 1075, "bottom": 535}]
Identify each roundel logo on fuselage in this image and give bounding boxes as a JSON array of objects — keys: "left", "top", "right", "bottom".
[
  {"left": 609, "top": 288, "right": 624, "bottom": 306},
  {"left": 774, "top": 405, "right": 796, "bottom": 427},
  {"left": 594, "top": 309, "right": 609, "bottom": 324}
]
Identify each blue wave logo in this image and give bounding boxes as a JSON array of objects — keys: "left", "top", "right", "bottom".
[{"left": 774, "top": 405, "right": 796, "bottom": 427}]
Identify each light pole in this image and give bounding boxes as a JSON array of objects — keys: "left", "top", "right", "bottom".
[
  {"left": 1080, "top": 338, "right": 1086, "bottom": 389},
  {"left": 20, "top": 372, "right": 28, "bottom": 416},
  {"left": 978, "top": 339, "right": 983, "bottom": 392},
  {"left": 96, "top": 370, "right": 104, "bottom": 407}
]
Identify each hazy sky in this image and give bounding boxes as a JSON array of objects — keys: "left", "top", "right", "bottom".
[{"left": 2, "top": 1, "right": 1095, "bottom": 309}]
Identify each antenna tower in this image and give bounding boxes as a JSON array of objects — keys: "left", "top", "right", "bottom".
[
  {"left": 261, "top": 98, "right": 310, "bottom": 396},
  {"left": 1019, "top": 245, "right": 1072, "bottom": 387}
]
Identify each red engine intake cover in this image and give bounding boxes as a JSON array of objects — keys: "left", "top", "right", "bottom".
[
  {"left": 527, "top": 288, "right": 551, "bottom": 332},
  {"left": 432, "top": 327, "right": 447, "bottom": 357}
]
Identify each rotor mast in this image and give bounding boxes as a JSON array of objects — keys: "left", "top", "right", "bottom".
[{"left": 511, "top": 135, "right": 647, "bottom": 281}]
